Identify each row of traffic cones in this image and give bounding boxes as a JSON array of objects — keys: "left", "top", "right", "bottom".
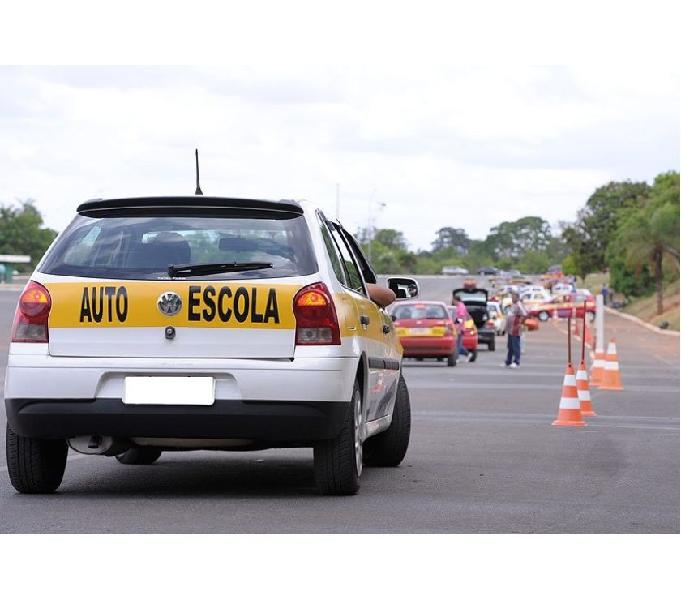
[
  {"left": 552, "top": 309, "right": 623, "bottom": 426},
  {"left": 552, "top": 360, "right": 594, "bottom": 426}
]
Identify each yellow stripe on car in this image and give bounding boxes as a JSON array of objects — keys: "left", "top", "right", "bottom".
[{"left": 46, "top": 281, "right": 298, "bottom": 329}]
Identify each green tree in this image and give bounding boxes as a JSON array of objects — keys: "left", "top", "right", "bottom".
[
  {"left": 431, "top": 227, "right": 470, "bottom": 253},
  {"left": 610, "top": 172, "right": 680, "bottom": 313},
  {"left": 486, "top": 216, "right": 552, "bottom": 259},
  {"left": 0, "top": 201, "right": 58, "bottom": 270},
  {"left": 373, "top": 228, "right": 408, "bottom": 251},
  {"left": 563, "top": 180, "right": 650, "bottom": 277}
]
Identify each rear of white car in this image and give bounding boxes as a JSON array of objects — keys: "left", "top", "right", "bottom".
[{"left": 4, "top": 196, "right": 411, "bottom": 495}]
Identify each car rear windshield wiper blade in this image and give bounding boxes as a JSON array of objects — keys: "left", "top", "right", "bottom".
[{"left": 168, "top": 262, "right": 273, "bottom": 278}]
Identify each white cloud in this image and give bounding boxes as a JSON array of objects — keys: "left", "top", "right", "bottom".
[{"left": 0, "top": 66, "right": 678, "bottom": 250}]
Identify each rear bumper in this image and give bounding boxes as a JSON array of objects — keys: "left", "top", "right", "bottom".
[
  {"left": 477, "top": 328, "right": 495, "bottom": 344},
  {"left": 399, "top": 336, "right": 455, "bottom": 357},
  {"left": 5, "top": 397, "right": 349, "bottom": 443}
]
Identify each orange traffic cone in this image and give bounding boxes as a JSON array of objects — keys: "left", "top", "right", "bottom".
[
  {"left": 552, "top": 364, "right": 586, "bottom": 427},
  {"left": 600, "top": 339, "right": 623, "bottom": 391},
  {"left": 576, "top": 361, "right": 596, "bottom": 416},
  {"left": 590, "top": 351, "right": 605, "bottom": 386}
]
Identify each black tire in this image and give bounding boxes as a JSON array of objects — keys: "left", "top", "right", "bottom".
[
  {"left": 447, "top": 351, "right": 457, "bottom": 366},
  {"left": 437, "top": 357, "right": 444, "bottom": 362},
  {"left": 6, "top": 424, "right": 67, "bottom": 494},
  {"left": 116, "top": 448, "right": 163, "bottom": 465},
  {"left": 363, "top": 375, "right": 411, "bottom": 467},
  {"left": 488, "top": 337, "right": 496, "bottom": 352},
  {"left": 469, "top": 348, "right": 478, "bottom": 362},
  {"left": 314, "top": 381, "right": 362, "bottom": 495}
]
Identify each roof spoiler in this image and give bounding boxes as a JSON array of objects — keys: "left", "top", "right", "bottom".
[{"left": 77, "top": 196, "right": 303, "bottom": 215}]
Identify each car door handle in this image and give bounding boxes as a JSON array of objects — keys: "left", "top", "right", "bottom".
[
  {"left": 360, "top": 315, "right": 370, "bottom": 326},
  {"left": 382, "top": 324, "right": 391, "bottom": 334}
]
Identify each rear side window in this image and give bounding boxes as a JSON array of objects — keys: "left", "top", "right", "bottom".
[
  {"left": 40, "top": 212, "right": 317, "bottom": 280},
  {"left": 328, "top": 225, "right": 365, "bottom": 293},
  {"left": 319, "top": 219, "right": 347, "bottom": 286}
]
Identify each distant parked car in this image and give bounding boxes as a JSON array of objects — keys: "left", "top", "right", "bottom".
[
  {"left": 551, "top": 282, "right": 574, "bottom": 295},
  {"left": 442, "top": 266, "right": 469, "bottom": 275},
  {"left": 477, "top": 266, "right": 498, "bottom": 276}
]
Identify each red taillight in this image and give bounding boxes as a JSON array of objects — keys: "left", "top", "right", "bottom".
[
  {"left": 293, "top": 282, "right": 341, "bottom": 345},
  {"left": 11, "top": 281, "right": 51, "bottom": 343}
]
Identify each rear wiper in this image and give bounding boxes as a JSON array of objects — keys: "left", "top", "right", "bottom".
[{"left": 168, "top": 262, "right": 273, "bottom": 278}]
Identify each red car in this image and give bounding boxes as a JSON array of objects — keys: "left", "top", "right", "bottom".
[
  {"left": 391, "top": 301, "right": 458, "bottom": 366},
  {"left": 529, "top": 291, "right": 596, "bottom": 322}
]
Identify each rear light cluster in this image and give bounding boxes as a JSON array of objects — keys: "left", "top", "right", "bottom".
[
  {"left": 292, "top": 282, "right": 340, "bottom": 345},
  {"left": 11, "top": 281, "right": 51, "bottom": 343}
]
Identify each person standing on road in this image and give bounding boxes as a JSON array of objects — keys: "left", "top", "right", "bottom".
[
  {"left": 601, "top": 283, "right": 609, "bottom": 306},
  {"left": 452, "top": 295, "right": 473, "bottom": 362},
  {"left": 503, "top": 292, "right": 527, "bottom": 368}
]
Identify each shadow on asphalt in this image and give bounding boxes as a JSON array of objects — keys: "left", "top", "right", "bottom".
[{"left": 55, "top": 455, "right": 387, "bottom": 498}]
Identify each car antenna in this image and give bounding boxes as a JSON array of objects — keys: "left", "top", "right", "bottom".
[{"left": 194, "top": 148, "right": 203, "bottom": 196}]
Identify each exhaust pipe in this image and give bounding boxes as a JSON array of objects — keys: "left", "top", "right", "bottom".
[{"left": 68, "top": 435, "right": 126, "bottom": 456}]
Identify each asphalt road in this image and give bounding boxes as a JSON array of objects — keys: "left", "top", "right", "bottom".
[{"left": 0, "top": 277, "right": 678, "bottom": 533}]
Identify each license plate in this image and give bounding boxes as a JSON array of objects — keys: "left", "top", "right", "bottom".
[
  {"left": 396, "top": 327, "right": 443, "bottom": 336},
  {"left": 123, "top": 376, "right": 215, "bottom": 406}
]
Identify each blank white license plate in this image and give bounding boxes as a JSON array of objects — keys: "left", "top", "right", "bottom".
[{"left": 123, "top": 377, "right": 215, "bottom": 406}]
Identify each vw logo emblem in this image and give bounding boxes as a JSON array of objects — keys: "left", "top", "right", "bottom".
[{"left": 157, "top": 292, "right": 182, "bottom": 317}]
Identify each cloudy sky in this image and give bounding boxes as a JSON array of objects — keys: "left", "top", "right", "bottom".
[{"left": 0, "top": 65, "right": 678, "bottom": 250}]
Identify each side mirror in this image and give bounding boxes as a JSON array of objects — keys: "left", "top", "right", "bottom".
[{"left": 387, "top": 277, "right": 419, "bottom": 299}]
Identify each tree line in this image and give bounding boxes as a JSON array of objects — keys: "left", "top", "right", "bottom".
[
  {"left": 357, "top": 216, "right": 567, "bottom": 276},
  {"left": 357, "top": 170, "right": 679, "bottom": 313}
]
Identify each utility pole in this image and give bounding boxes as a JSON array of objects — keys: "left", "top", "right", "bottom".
[
  {"left": 335, "top": 183, "right": 340, "bottom": 221},
  {"left": 367, "top": 191, "right": 385, "bottom": 264}
]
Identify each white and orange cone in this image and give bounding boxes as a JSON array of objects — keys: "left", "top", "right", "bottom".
[
  {"left": 600, "top": 339, "right": 623, "bottom": 391},
  {"left": 552, "top": 364, "right": 586, "bottom": 427},
  {"left": 576, "top": 360, "right": 596, "bottom": 416},
  {"left": 590, "top": 351, "right": 606, "bottom": 387}
]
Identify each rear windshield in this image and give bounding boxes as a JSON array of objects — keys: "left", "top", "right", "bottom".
[
  {"left": 458, "top": 292, "right": 486, "bottom": 303},
  {"left": 393, "top": 304, "right": 447, "bottom": 320},
  {"left": 40, "top": 212, "right": 317, "bottom": 280}
]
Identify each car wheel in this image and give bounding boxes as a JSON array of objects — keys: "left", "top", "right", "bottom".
[
  {"left": 538, "top": 311, "right": 549, "bottom": 322},
  {"left": 314, "top": 380, "right": 362, "bottom": 495},
  {"left": 447, "top": 351, "right": 457, "bottom": 366},
  {"left": 116, "top": 448, "right": 163, "bottom": 465},
  {"left": 489, "top": 338, "right": 496, "bottom": 352},
  {"left": 5, "top": 424, "right": 67, "bottom": 494},
  {"left": 437, "top": 357, "right": 444, "bottom": 362},
  {"left": 469, "top": 349, "right": 478, "bottom": 362},
  {"left": 363, "top": 375, "right": 411, "bottom": 467}
]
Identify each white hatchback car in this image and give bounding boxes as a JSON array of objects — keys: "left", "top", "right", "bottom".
[{"left": 4, "top": 196, "right": 417, "bottom": 495}]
